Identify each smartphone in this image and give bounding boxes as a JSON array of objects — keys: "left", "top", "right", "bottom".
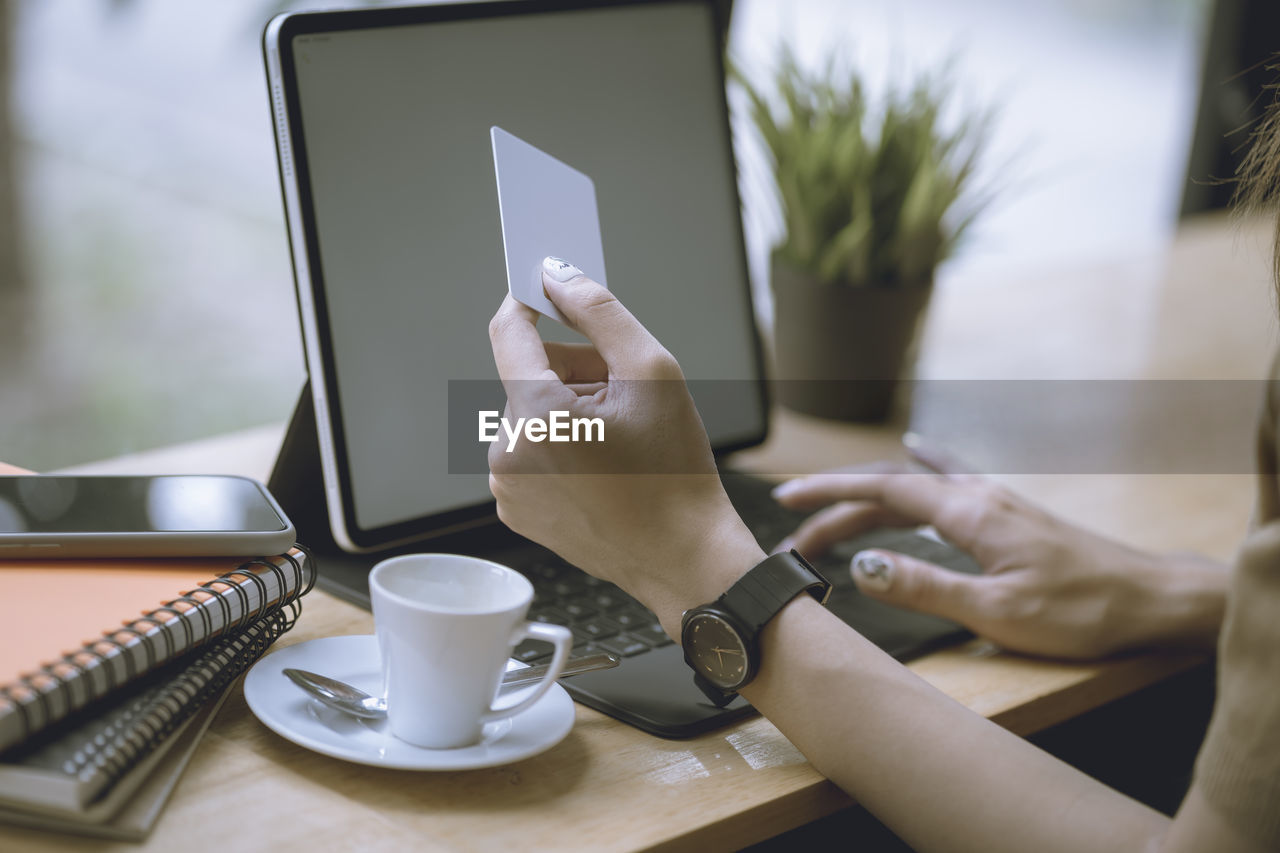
[{"left": 0, "top": 475, "right": 296, "bottom": 557}]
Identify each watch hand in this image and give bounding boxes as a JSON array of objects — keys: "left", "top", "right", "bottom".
[{"left": 710, "top": 647, "right": 743, "bottom": 656}]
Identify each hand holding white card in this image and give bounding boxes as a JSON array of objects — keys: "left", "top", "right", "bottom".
[{"left": 491, "top": 126, "right": 608, "bottom": 324}]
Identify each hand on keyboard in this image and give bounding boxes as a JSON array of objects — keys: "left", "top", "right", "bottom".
[{"left": 772, "top": 463, "right": 1225, "bottom": 659}]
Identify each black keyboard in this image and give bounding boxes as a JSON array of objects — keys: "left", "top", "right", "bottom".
[{"left": 514, "top": 559, "right": 674, "bottom": 664}]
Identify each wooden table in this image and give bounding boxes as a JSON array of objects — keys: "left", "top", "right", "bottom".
[{"left": 6, "top": 213, "right": 1274, "bottom": 851}]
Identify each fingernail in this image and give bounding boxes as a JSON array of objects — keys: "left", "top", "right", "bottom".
[
  {"left": 852, "top": 551, "right": 893, "bottom": 592},
  {"left": 771, "top": 537, "right": 795, "bottom": 555},
  {"left": 771, "top": 480, "right": 801, "bottom": 499},
  {"left": 543, "top": 256, "right": 584, "bottom": 283}
]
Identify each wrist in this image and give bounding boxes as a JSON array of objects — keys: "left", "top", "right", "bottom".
[
  {"left": 641, "top": 506, "right": 765, "bottom": 638},
  {"left": 1125, "top": 551, "right": 1227, "bottom": 651}
]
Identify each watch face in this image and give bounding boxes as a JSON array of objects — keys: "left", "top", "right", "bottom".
[{"left": 682, "top": 610, "right": 751, "bottom": 690}]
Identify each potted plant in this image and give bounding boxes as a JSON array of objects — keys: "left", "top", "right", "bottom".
[{"left": 735, "top": 50, "right": 993, "bottom": 422}]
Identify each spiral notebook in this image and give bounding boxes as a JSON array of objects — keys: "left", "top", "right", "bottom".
[
  {"left": 0, "top": 548, "right": 314, "bottom": 754},
  {"left": 0, "top": 682, "right": 230, "bottom": 842},
  {"left": 0, "top": 608, "right": 300, "bottom": 839}
]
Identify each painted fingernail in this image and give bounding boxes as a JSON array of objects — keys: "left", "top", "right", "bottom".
[
  {"left": 852, "top": 551, "right": 893, "bottom": 592},
  {"left": 543, "top": 256, "right": 584, "bottom": 283}
]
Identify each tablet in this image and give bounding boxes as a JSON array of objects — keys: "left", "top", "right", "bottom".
[{"left": 263, "top": 0, "right": 765, "bottom": 553}]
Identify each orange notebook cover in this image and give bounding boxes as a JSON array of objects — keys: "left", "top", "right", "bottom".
[
  {"left": 0, "top": 464, "right": 312, "bottom": 752},
  {"left": 1, "top": 560, "right": 237, "bottom": 688}
]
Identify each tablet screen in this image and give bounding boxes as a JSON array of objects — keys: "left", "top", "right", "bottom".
[{"left": 275, "top": 0, "right": 764, "bottom": 548}]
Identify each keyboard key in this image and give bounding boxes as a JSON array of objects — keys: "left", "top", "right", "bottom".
[
  {"left": 631, "top": 623, "right": 673, "bottom": 647},
  {"left": 598, "top": 635, "right": 651, "bottom": 657},
  {"left": 552, "top": 578, "right": 586, "bottom": 597},
  {"left": 562, "top": 597, "right": 599, "bottom": 620},
  {"left": 592, "top": 590, "right": 639, "bottom": 611},
  {"left": 529, "top": 605, "right": 573, "bottom": 626},
  {"left": 575, "top": 617, "right": 622, "bottom": 640},
  {"left": 571, "top": 642, "right": 604, "bottom": 658},
  {"left": 512, "top": 640, "right": 551, "bottom": 663},
  {"left": 611, "top": 607, "right": 652, "bottom": 629},
  {"left": 530, "top": 562, "right": 565, "bottom": 581}
]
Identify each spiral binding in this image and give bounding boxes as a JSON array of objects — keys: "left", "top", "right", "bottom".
[
  {"left": 62, "top": 605, "right": 300, "bottom": 797},
  {"left": 0, "top": 548, "right": 315, "bottom": 750}
]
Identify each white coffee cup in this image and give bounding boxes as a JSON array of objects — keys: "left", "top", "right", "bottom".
[{"left": 369, "top": 553, "right": 572, "bottom": 749}]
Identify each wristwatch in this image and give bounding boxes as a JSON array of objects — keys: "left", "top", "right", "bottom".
[{"left": 680, "top": 550, "right": 831, "bottom": 706}]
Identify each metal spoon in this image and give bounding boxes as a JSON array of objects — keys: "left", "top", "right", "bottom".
[{"left": 282, "top": 652, "right": 620, "bottom": 720}]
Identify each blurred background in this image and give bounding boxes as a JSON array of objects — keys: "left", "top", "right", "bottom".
[{"left": 0, "top": 0, "right": 1269, "bottom": 470}]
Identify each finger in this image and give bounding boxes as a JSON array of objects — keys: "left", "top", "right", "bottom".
[
  {"left": 850, "top": 549, "right": 988, "bottom": 626},
  {"left": 772, "top": 474, "right": 867, "bottom": 510},
  {"left": 489, "top": 294, "right": 556, "bottom": 389},
  {"left": 769, "top": 463, "right": 910, "bottom": 510},
  {"left": 566, "top": 381, "right": 609, "bottom": 397},
  {"left": 539, "top": 258, "right": 669, "bottom": 376},
  {"left": 544, "top": 342, "right": 608, "bottom": 384},
  {"left": 488, "top": 404, "right": 507, "bottom": 474},
  {"left": 771, "top": 472, "right": 955, "bottom": 520},
  {"left": 902, "top": 432, "right": 982, "bottom": 482},
  {"left": 775, "top": 501, "right": 918, "bottom": 558},
  {"left": 776, "top": 473, "right": 992, "bottom": 552},
  {"left": 488, "top": 400, "right": 515, "bottom": 474}
]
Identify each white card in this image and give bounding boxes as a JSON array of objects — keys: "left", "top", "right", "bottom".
[{"left": 491, "top": 126, "right": 607, "bottom": 324}]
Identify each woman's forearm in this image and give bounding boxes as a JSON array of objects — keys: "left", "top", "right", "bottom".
[
  {"left": 739, "top": 596, "right": 1171, "bottom": 853},
  {"left": 638, "top": 526, "right": 1171, "bottom": 853},
  {"left": 639, "top": 531, "right": 1255, "bottom": 853}
]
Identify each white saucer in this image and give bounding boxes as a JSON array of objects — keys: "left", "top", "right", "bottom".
[{"left": 243, "top": 634, "right": 575, "bottom": 770}]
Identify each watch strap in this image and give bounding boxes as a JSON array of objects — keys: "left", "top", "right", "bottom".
[
  {"left": 693, "top": 672, "right": 737, "bottom": 707},
  {"left": 718, "top": 550, "right": 830, "bottom": 638}
]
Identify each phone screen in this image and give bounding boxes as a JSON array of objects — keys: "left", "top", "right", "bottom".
[{"left": 0, "top": 476, "right": 289, "bottom": 534}]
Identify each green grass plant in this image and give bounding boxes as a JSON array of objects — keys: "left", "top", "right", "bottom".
[{"left": 735, "top": 49, "right": 994, "bottom": 287}]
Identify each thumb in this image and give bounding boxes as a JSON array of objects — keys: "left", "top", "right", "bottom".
[
  {"left": 540, "top": 257, "right": 669, "bottom": 376},
  {"left": 850, "top": 549, "right": 985, "bottom": 626}
]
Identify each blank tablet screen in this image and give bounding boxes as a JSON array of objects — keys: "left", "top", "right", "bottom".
[{"left": 280, "top": 1, "right": 763, "bottom": 542}]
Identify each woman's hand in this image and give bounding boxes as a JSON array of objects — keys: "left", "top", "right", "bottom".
[
  {"left": 487, "top": 260, "right": 764, "bottom": 633},
  {"left": 773, "top": 459, "right": 1226, "bottom": 658}
]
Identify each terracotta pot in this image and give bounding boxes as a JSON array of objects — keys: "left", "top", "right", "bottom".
[{"left": 771, "top": 258, "right": 932, "bottom": 423}]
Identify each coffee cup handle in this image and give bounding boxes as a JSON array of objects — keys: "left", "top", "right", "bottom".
[{"left": 483, "top": 621, "right": 572, "bottom": 722}]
